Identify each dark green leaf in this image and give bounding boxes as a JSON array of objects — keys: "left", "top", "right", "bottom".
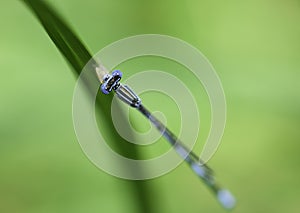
[{"left": 22, "top": 1, "right": 156, "bottom": 212}]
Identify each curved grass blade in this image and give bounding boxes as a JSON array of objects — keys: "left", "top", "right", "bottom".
[{"left": 22, "top": 1, "right": 155, "bottom": 212}]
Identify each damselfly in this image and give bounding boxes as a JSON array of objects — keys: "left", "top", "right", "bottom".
[{"left": 98, "top": 68, "right": 236, "bottom": 209}]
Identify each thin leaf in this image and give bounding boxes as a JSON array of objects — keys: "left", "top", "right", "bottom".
[{"left": 22, "top": 0, "right": 155, "bottom": 212}]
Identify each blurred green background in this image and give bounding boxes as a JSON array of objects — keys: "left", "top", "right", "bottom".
[{"left": 1, "top": 0, "right": 300, "bottom": 212}]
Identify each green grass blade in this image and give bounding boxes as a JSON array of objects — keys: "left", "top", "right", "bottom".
[
  {"left": 22, "top": 0, "right": 156, "bottom": 212},
  {"left": 22, "top": 0, "right": 91, "bottom": 73}
]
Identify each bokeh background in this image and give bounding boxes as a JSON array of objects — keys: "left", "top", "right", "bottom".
[{"left": 1, "top": 0, "right": 300, "bottom": 212}]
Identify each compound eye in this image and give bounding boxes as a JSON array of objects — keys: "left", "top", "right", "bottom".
[
  {"left": 100, "top": 83, "right": 110, "bottom": 94},
  {"left": 112, "top": 70, "right": 123, "bottom": 78}
]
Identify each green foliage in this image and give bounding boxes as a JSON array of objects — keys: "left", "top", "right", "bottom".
[{"left": 0, "top": 0, "right": 300, "bottom": 212}]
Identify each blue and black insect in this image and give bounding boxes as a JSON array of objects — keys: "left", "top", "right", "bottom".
[{"left": 98, "top": 70, "right": 235, "bottom": 209}]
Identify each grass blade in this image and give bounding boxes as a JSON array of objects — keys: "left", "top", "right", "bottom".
[{"left": 22, "top": 0, "right": 155, "bottom": 212}]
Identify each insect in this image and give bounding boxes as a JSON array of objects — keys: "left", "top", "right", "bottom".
[{"left": 100, "top": 70, "right": 235, "bottom": 209}]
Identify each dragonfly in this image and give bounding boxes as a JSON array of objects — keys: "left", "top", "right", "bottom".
[{"left": 98, "top": 68, "right": 236, "bottom": 209}]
